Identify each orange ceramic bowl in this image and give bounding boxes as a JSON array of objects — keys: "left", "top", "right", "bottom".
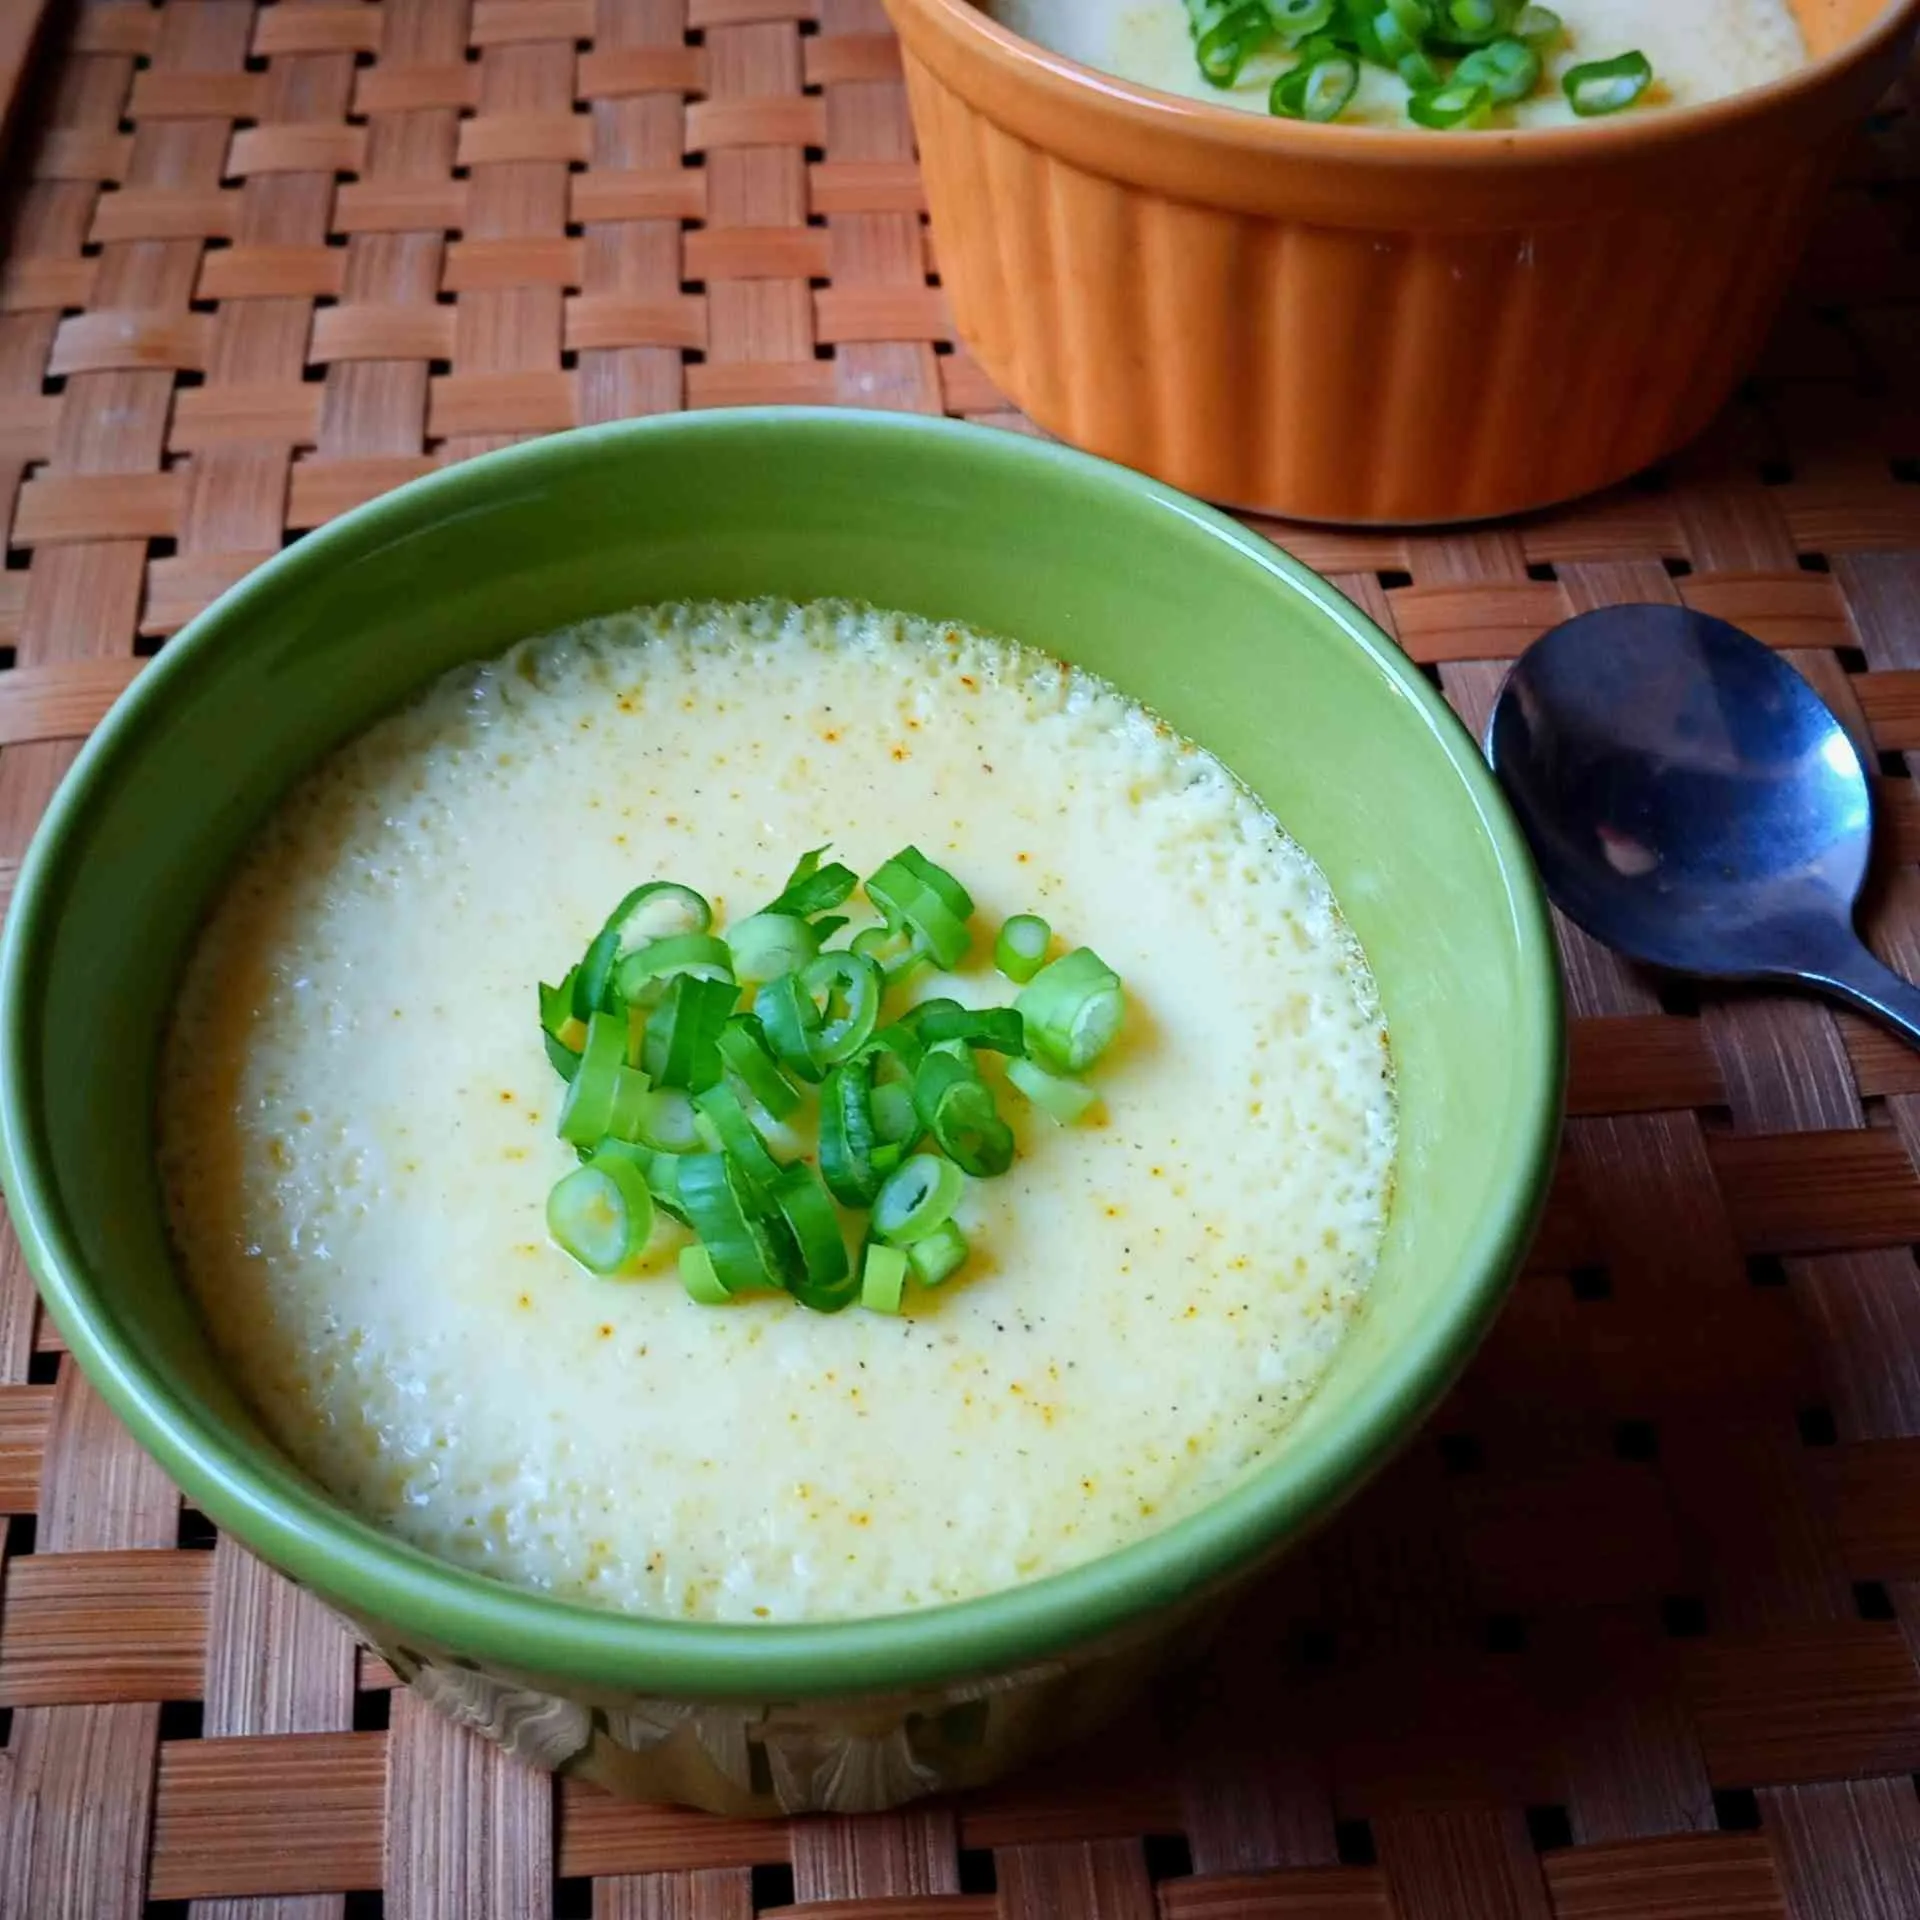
[{"left": 887, "top": 0, "right": 1920, "bottom": 524}]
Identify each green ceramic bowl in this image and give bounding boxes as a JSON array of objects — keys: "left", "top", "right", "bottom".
[{"left": 0, "top": 410, "right": 1561, "bottom": 1814}]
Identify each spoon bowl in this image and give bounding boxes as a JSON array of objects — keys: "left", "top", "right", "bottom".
[{"left": 1488, "top": 603, "right": 1920, "bottom": 1044}]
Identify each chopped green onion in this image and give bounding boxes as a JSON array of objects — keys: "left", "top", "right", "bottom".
[
  {"left": 678, "top": 1152, "right": 786, "bottom": 1294},
  {"left": 861, "top": 1241, "right": 908, "bottom": 1314},
  {"left": 572, "top": 925, "right": 621, "bottom": 1021},
  {"left": 680, "top": 1243, "right": 733, "bottom": 1305},
  {"left": 547, "top": 1147, "right": 655, "bottom": 1275},
  {"left": 870, "top": 1081, "right": 918, "bottom": 1153},
  {"left": 801, "top": 950, "right": 884, "bottom": 1068},
  {"left": 756, "top": 969, "right": 826, "bottom": 1082},
  {"left": 993, "top": 914, "right": 1051, "bottom": 984},
  {"left": 1015, "top": 947, "right": 1125, "bottom": 1074},
  {"left": 1396, "top": 47, "right": 1442, "bottom": 89},
  {"left": 762, "top": 847, "right": 858, "bottom": 920},
  {"left": 1436, "top": 0, "right": 1501, "bottom": 42},
  {"left": 1271, "top": 47, "right": 1358, "bottom": 118},
  {"left": 604, "top": 880, "right": 711, "bottom": 955},
  {"left": 1407, "top": 78, "right": 1491, "bottom": 126},
  {"left": 901, "top": 997, "right": 1026, "bottom": 1056},
  {"left": 556, "top": 1010, "right": 631, "bottom": 1147},
  {"left": 865, "top": 848, "right": 973, "bottom": 970},
  {"left": 851, "top": 922, "right": 929, "bottom": 983},
  {"left": 725, "top": 911, "right": 817, "bottom": 986},
  {"left": 1563, "top": 48, "right": 1651, "bottom": 115},
  {"left": 811, "top": 915, "right": 850, "bottom": 944},
  {"left": 1188, "top": 0, "right": 1276, "bottom": 86},
  {"left": 1512, "top": 3, "right": 1560, "bottom": 45},
  {"left": 770, "top": 1164, "right": 854, "bottom": 1312},
  {"left": 640, "top": 973, "right": 738, "bottom": 1090},
  {"left": 820, "top": 1054, "right": 885, "bottom": 1208},
  {"left": 1007, "top": 1055, "right": 1098, "bottom": 1125},
  {"left": 1453, "top": 35, "right": 1539, "bottom": 100},
  {"left": 912, "top": 1052, "right": 1015, "bottom": 1178},
  {"left": 693, "top": 1081, "right": 783, "bottom": 1197},
  {"left": 716, "top": 1016, "right": 800, "bottom": 1121},
  {"left": 1371, "top": 3, "right": 1420, "bottom": 61},
  {"left": 539, "top": 973, "right": 583, "bottom": 1080},
  {"left": 638, "top": 1143, "right": 691, "bottom": 1222},
  {"left": 613, "top": 931, "right": 734, "bottom": 1007},
  {"left": 907, "top": 1219, "right": 968, "bottom": 1287},
  {"left": 1270, "top": 0, "right": 1333, "bottom": 38},
  {"left": 872, "top": 1152, "right": 964, "bottom": 1245}
]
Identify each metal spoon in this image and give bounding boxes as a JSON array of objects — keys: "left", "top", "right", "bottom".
[{"left": 1485, "top": 602, "right": 1920, "bottom": 1046}]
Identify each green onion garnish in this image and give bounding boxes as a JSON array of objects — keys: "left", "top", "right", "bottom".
[
  {"left": 1512, "top": 4, "right": 1560, "bottom": 45},
  {"left": 872, "top": 1152, "right": 964, "bottom": 1245},
  {"left": 1271, "top": 0, "right": 1334, "bottom": 39},
  {"left": 692, "top": 1081, "right": 784, "bottom": 1197},
  {"left": 640, "top": 972, "right": 738, "bottom": 1090},
  {"left": 1006, "top": 1056, "right": 1098, "bottom": 1125},
  {"left": 993, "top": 913, "right": 1051, "bottom": 984},
  {"left": 547, "top": 1146, "right": 655, "bottom": 1275},
  {"left": 604, "top": 880, "right": 711, "bottom": 953},
  {"left": 716, "top": 1015, "right": 800, "bottom": 1121},
  {"left": 1407, "top": 77, "right": 1489, "bottom": 125},
  {"left": 613, "top": 931, "right": 734, "bottom": 1007},
  {"left": 907, "top": 1219, "right": 968, "bottom": 1287},
  {"left": 680, "top": 1242, "right": 733, "bottom": 1304},
  {"left": 820, "top": 1054, "right": 885, "bottom": 1207},
  {"left": 771, "top": 1164, "right": 855, "bottom": 1312},
  {"left": 912, "top": 1051, "right": 1014, "bottom": 1178},
  {"left": 1452, "top": 35, "right": 1538, "bottom": 101},
  {"left": 901, "top": 997, "right": 1026, "bottom": 1056},
  {"left": 1271, "top": 48, "right": 1359, "bottom": 119},
  {"left": 865, "top": 848, "right": 973, "bottom": 970},
  {"left": 762, "top": 846, "right": 858, "bottom": 920},
  {"left": 1015, "top": 947, "right": 1125, "bottom": 1074},
  {"left": 678, "top": 1151, "right": 786, "bottom": 1294},
  {"left": 538, "top": 855, "right": 1130, "bottom": 1311},
  {"left": 1563, "top": 48, "right": 1650, "bottom": 115},
  {"left": 556, "top": 1009, "right": 633, "bottom": 1147},
  {"left": 1188, "top": 0, "right": 1276, "bottom": 86},
  {"left": 801, "top": 950, "right": 884, "bottom": 1068},
  {"left": 860, "top": 1241, "right": 908, "bottom": 1315}
]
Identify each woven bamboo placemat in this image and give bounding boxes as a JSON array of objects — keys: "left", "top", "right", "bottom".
[{"left": 4, "top": 0, "right": 1920, "bottom": 1913}]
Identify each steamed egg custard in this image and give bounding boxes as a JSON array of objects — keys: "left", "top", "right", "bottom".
[
  {"left": 990, "top": 1, "right": 1807, "bottom": 129},
  {"left": 159, "top": 602, "right": 1395, "bottom": 1622}
]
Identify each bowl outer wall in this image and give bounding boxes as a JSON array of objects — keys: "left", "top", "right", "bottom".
[{"left": 0, "top": 408, "right": 1563, "bottom": 1703}]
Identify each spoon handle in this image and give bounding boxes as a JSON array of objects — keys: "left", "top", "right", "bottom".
[{"left": 1801, "top": 939, "right": 1920, "bottom": 1051}]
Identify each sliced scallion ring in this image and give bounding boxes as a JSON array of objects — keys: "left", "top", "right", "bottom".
[
  {"left": 1438, "top": 0, "right": 1500, "bottom": 42},
  {"left": 1512, "top": 3, "right": 1561, "bottom": 45},
  {"left": 993, "top": 913, "right": 1051, "bottom": 985},
  {"left": 693, "top": 1081, "right": 784, "bottom": 1197},
  {"left": 860, "top": 1240, "right": 908, "bottom": 1315},
  {"left": 639, "top": 973, "right": 738, "bottom": 1090},
  {"left": 901, "top": 997, "right": 1026, "bottom": 1057},
  {"left": 1396, "top": 46, "right": 1442, "bottom": 89},
  {"left": 1270, "top": 47, "right": 1359, "bottom": 119},
  {"left": 604, "top": 880, "right": 711, "bottom": 956},
  {"left": 755, "top": 969, "right": 825, "bottom": 1082},
  {"left": 1007, "top": 1055, "right": 1098, "bottom": 1125},
  {"left": 1015, "top": 946, "right": 1125, "bottom": 1073},
  {"left": 572, "top": 925, "right": 621, "bottom": 1022},
  {"left": 628, "top": 1084, "right": 704, "bottom": 1153},
  {"left": 851, "top": 922, "right": 929, "bottom": 983},
  {"left": 1270, "top": 0, "right": 1333, "bottom": 39},
  {"left": 678, "top": 1152, "right": 786, "bottom": 1294},
  {"left": 1563, "top": 48, "right": 1650, "bottom": 115},
  {"left": 716, "top": 1015, "right": 800, "bottom": 1121},
  {"left": 872, "top": 1152, "right": 965, "bottom": 1245},
  {"left": 907, "top": 1219, "right": 968, "bottom": 1287},
  {"left": 1409, "top": 78, "right": 1493, "bottom": 130},
  {"left": 870, "top": 1080, "right": 919, "bottom": 1152},
  {"left": 679, "top": 1243, "right": 734, "bottom": 1305},
  {"left": 1453, "top": 35, "right": 1539, "bottom": 101},
  {"left": 762, "top": 846, "right": 859, "bottom": 920},
  {"left": 819, "top": 1054, "right": 885, "bottom": 1208},
  {"left": 865, "top": 850, "right": 973, "bottom": 970},
  {"left": 556, "top": 1009, "right": 631, "bottom": 1147},
  {"left": 912, "top": 1052, "right": 1015, "bottom": 1179},
  {"left": 770, "top": 1164, "right": 854, "bottom": 1312},
  {"left": 800, "top": 949, "right": 885, "bottom": 1069},
  {"left": 726, "top": 911, "right": 818, "bottom": 985},
  {"left": 613, "top": 932, "right": 735, "bottom": 1007},
  {"left": 547, "top": 1147, "right": 655, "bottom": 1275}
]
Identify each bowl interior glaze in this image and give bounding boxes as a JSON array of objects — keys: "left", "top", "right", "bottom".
[{"left": 0, "top": 410, "right": 1561, "bottom": 1700}]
